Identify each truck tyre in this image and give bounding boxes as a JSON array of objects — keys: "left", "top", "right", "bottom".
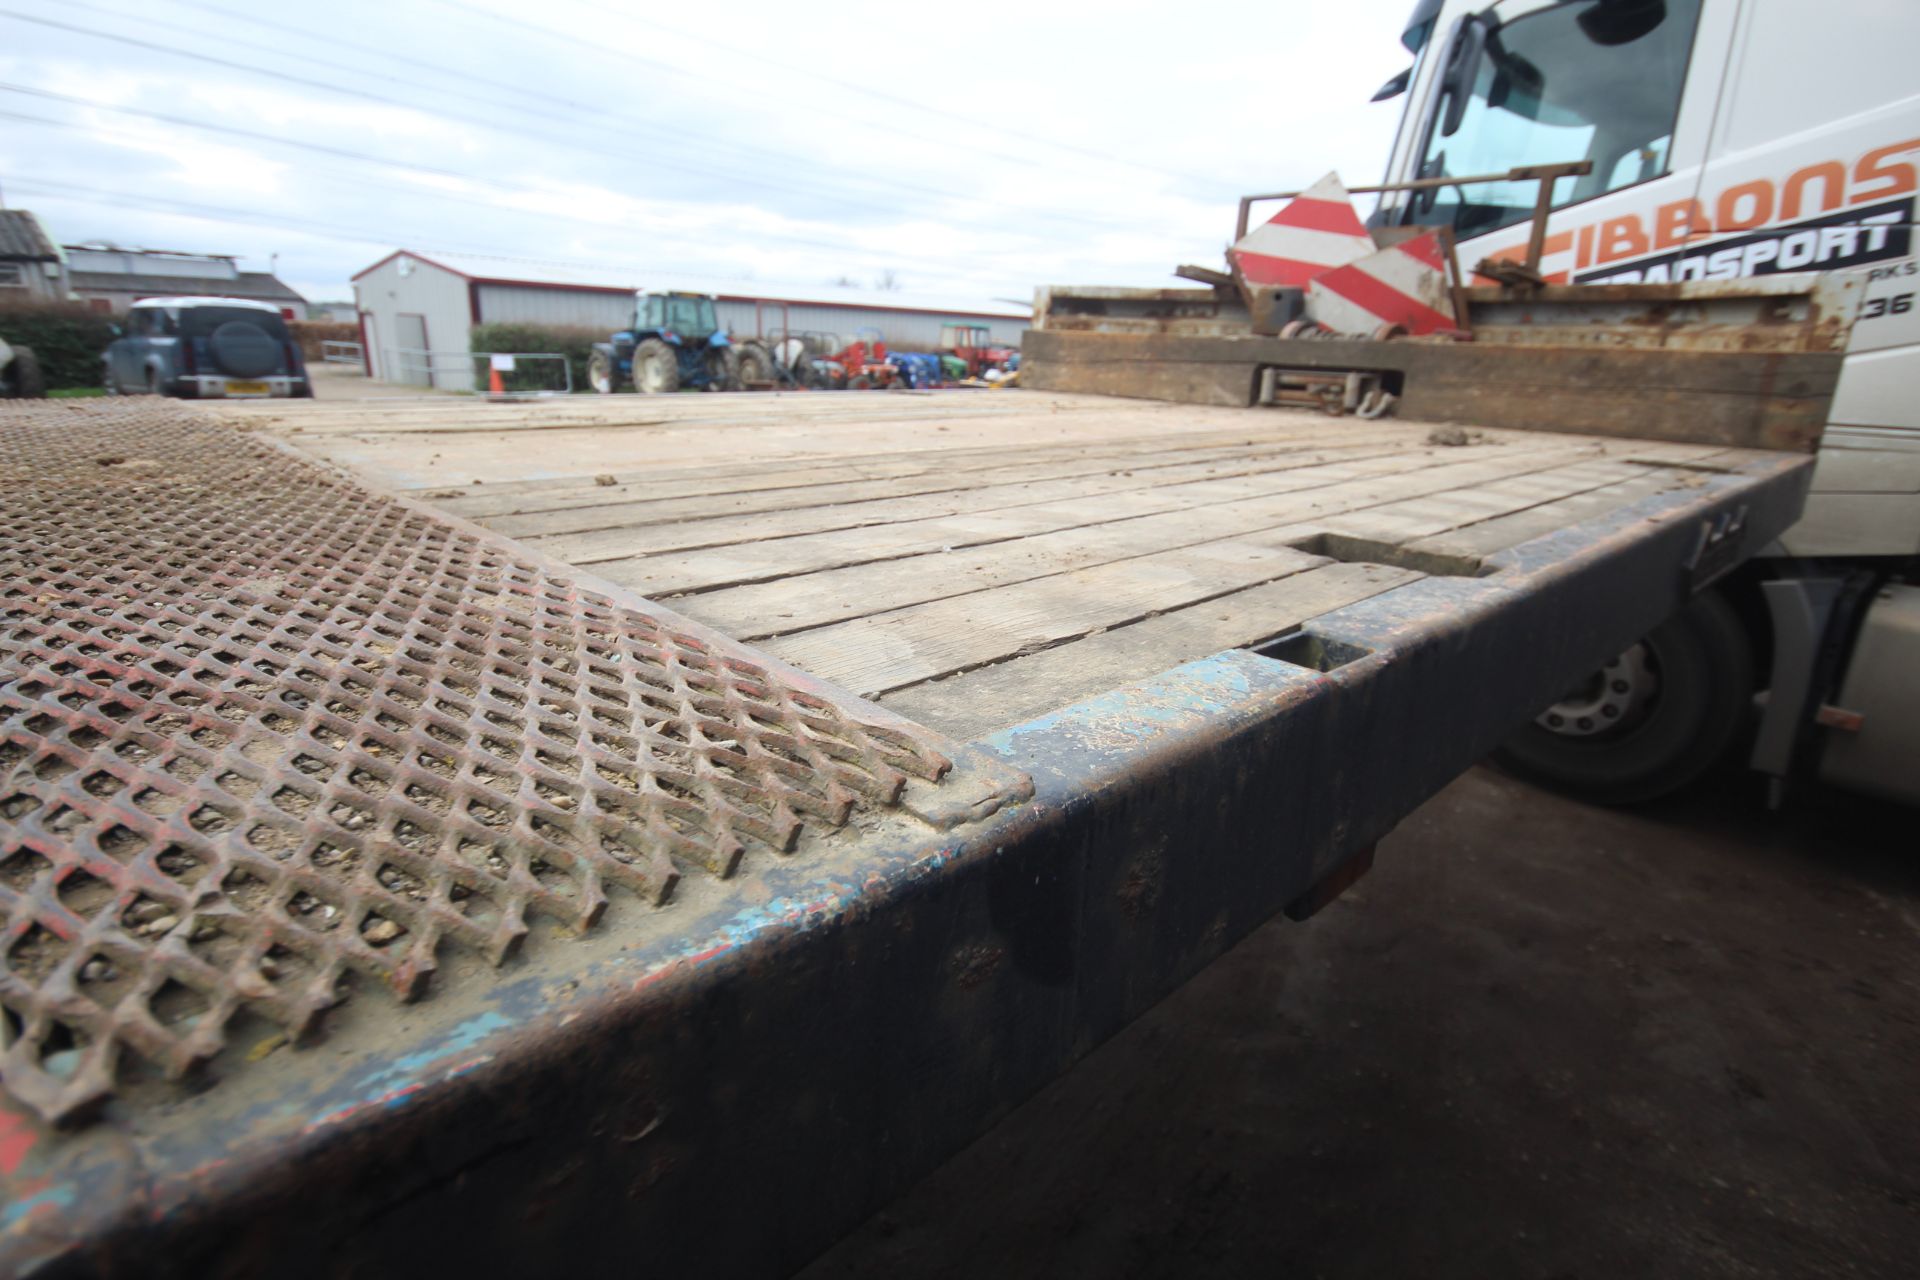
[
  {"left": 735, "top": 342, "right": 774, "bottom": 389},
  {"left": 1493, "top": 589, "right": 1753, "bottom": 805},
  {"left": 588, "top": 349, "right": 620, "bottom": 394},
  {"left": 632, "top": 339, "right": 679, "bottom": 394},
  {"left": 1, "top": 346, "right": 45, "bottom": 398},
  {"left": 848, "top": 374, "right": 873, "bottom": 391}
]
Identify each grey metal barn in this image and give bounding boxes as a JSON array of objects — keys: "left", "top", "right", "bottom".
[{"left": 350, "top": 248, "right": 1028, "bottom": 389}]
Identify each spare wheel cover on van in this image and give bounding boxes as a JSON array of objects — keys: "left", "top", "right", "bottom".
[{"left": 210, "top": 321, "right": 282, "bottom": 378}]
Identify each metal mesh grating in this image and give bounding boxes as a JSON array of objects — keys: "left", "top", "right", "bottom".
[{"left": 0, "top": 401, "right": 954, "bottom": 1124}]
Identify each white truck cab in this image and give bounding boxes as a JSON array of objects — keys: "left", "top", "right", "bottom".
[{"left": 1373, "top": 0, "right": 1919, "bottom": 803}]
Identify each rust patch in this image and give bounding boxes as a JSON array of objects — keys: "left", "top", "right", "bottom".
[
  {"left": 948, "top": 942, "right": 1006, "bottom": 990},
  {"left": 0, "top": 401, "right": 956, "bottom": 1125}
]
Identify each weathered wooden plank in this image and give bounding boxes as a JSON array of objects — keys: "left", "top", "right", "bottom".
[
  {"left": 602, "top": 439, "right": 1599, "bottom": 596},
  {"left": 1403, "top": 465, "right": 1737, "bottom": 558},
  {"left": 877, "top": 561, "right": 1424, "bottom": 739},
  {"left": 1024, "top": 330, "right": 1843, "bottom": 451},
  {"left": 673, "top": 447, "right": 1631, "bottom": 638},
  {"left": 760, "top": 539, "right": 1330, "bottom": 697},
  {"left": 1301, "top": 458, "right": 1667, "bottom": 546},
  {"left": 484, "top": 433, "right": 1405, "bottom": 539},
  {"left": 1027, "top": 330, "right": 1844, "bottom": 397},
  {"left": 432, "top": 420, "right": 1341, "bottom": 518},
  {"left": 530, "top": 431, "right": 1456, "bottom": 564}
]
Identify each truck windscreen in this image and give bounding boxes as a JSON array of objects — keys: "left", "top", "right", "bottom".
[{"left": 1410, "top": 0, "right": 1702, "bottom": 238}]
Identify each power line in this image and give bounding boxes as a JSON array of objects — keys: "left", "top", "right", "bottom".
[
  {"left": 0, "top": 106, "right": 1018, "bottom": 282},
  {"left": 561, "top": 0, "right": 1228, "bottom": 189},
  {"left": 7, "top": 176, "right": 1025, "bottom": 299},
  {"left": 424, "top": 0, "right": 1223, "bottom": 198},
  {"left": 54, "top": 0, "right": 1066, "bottom": 226},
  {"left": 6, "top": 5, "right": 1177, "bottom": 238}
]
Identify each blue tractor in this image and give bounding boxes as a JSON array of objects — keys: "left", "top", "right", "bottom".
[{"left": 588, "top": 291, "right": 775, "bottom": 394}]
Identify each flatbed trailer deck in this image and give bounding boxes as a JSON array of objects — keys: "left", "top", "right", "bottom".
[
  {"left": 220, "top": 390, "right": 1783, "bottom": 738},
  {"left": 0, "top": 382, "right": 1815, "bottom": 1275}
]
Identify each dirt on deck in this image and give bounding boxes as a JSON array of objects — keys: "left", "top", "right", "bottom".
[{"left": 806, "top": 766, "right": 1920, "bottom": 1279}]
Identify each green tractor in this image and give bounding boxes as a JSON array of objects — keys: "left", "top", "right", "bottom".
[{"left": 587, "top": 291, "right": 776, "bottom": 394}]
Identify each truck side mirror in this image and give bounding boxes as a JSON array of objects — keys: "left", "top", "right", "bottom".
[{"left": 1439, "top": 17, "right": 1489, "bottom": 137}]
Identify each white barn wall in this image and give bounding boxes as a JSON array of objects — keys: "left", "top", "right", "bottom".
[
  {"left": 352, "top": 254, "right": 473, "bottom": 388},
  {"left": 352, "top": 247, "right": 1032, "bottom": 386},
  {"left": 476, "top": 285, "right": 632, "bottom": 331},
  {"left": 715, "top": 300, "right": 1025, "bottom": 349}
]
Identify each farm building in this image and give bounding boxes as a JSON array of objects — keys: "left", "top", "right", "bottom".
[
  {"left": 0, "top": 210, "right": 64, "bottom": 301},
  {"left": 350, "top": 249, "right": 1029, "bottom": 388},
  {"left": 62, "top": 245, "right": 309, "bottom": 318}
]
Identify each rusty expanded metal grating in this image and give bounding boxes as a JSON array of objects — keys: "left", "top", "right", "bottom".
[{"left": 0, "top": 401, "right": 954, "bottom": 1124}]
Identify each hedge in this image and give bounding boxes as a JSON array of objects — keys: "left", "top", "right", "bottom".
[
  {"left": 469, "top": 322, "right": 602, "bottom": 394},
  {"left": 0, "top": 300, "right": 120, "bottom": 391}
]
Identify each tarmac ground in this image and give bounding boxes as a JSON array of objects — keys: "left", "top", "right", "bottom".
[{"left": 806, "top": 765, "right": 1920, "bottom": 1279}]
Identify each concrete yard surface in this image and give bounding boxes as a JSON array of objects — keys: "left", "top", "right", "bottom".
[{"left": 806, "top": 767, "right": 1920, "bottom": 1279}]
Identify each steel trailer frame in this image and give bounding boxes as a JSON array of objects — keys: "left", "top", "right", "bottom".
[{"left": 0, "top": 393, "right": 1812, "bottom": 1275}]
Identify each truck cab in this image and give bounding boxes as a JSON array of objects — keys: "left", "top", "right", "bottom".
[{"left": 1372, "top": 0, "right": 1919, "bottom": 802}]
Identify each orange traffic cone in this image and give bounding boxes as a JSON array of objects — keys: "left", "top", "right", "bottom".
[{"left": 488, "top": 363, "right": 505, "bottom": 397}]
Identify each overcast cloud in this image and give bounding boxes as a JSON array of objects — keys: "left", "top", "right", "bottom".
[{"left": 0, "top": 0, "right": 1415, "bottom": 304}]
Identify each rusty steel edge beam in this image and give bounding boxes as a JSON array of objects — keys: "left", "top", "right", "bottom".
[{"left": 0, "top": 452, "right": 1811, "bottom": 1277}]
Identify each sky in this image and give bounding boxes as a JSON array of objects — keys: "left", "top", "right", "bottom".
[{"left": 0, "top": 0, "right": 1418, "bottom": 305}]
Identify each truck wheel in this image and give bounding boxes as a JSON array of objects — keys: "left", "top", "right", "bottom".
[
  {"left": 735, "top": 342, "right": 774, "bottom": 389},
  {"left": 588, "top": 349, "right": 620, "bottom": 394},
  {"left": 632, "top": 339, "right": 679, "bottom": 394},
  {"left": 1493, "top": 589, "right": 1753, "bottom": 805},
  {"left": 848, "top": 374, "right": 873, "bottom": 391}
]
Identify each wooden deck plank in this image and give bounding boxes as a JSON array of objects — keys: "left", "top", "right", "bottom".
[
  {"left": 598, "top": 441, "right": 1593, "bottom": 598},
  {"left": 430, "top": 427, "right": 1296, "bottom": 518},
  {"left": 528, "top": 433, "right": 1505, "bottom": 565},
  {"left": 759, "top": 539, "right": 1331, "bottom": 697},
  {"left": 669, "top": 447, "right": 1629, "bottom": 639},
  {"left": 239, "top": 390, "right": 1794, "bottom": 743},
  {"left": 878, "top": 561, "right": 1424, "bottom": 738},
  {"left": 484, "top": 432, "right": 1411, "bottom": 540},
  {"left": 1403, "top": 470, "right": 1717, "bottom": 557}
]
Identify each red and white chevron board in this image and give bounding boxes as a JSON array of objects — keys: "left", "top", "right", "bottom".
[
  {"left": 1229, "top": 172, "right": 1377, "bottom": 288},
  {"left": 1305, "top": 230, "right": 1459, "bottom": 336}
]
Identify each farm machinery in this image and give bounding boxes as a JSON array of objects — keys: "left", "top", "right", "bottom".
[
  {"left": 588, "top": 291, "right": 776, "bottom": 394},
  {"left": 781, "top": 329, "right": 902, "bottom": 390},
  {"left": 940, "top": 322, "right": 1017, "bottom": 377}
]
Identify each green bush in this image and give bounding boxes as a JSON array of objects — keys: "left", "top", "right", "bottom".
[
  {"left": 469, "top": 323, "right": 602, "bottom": 394},
  {"left": 0, "top": 300, "right": 120, "bottom": 391}
]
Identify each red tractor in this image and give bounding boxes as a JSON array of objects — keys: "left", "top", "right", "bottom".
[{"left": 940, "top": 323, "right": 1016, "bottom": 378}]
